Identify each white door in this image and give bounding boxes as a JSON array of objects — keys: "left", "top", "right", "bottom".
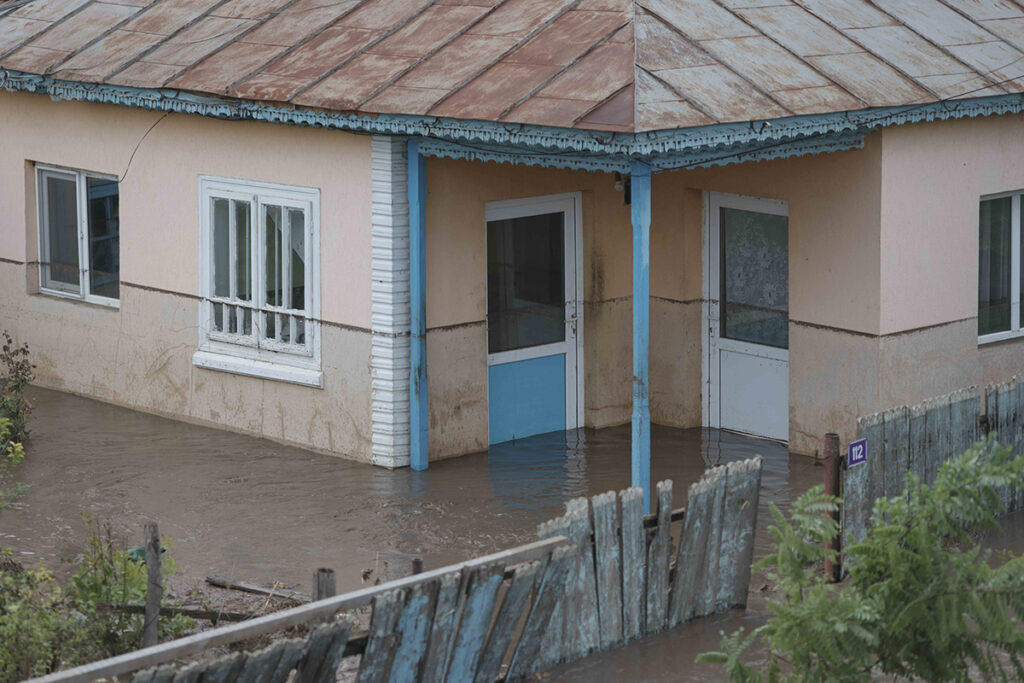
[
  {"left": 704, "top": 192, "right": 789, "bottom": 442},
  {"left": 485, "top": 193, "right": 583, "bottom": 444}
]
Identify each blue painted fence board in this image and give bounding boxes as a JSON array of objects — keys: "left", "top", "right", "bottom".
[{"left": 488, "top": 354, "right": 566, "bottom": 445}]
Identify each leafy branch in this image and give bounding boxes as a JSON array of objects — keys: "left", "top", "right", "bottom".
[{"left": 699, "top": 437, "right": 1024, "bottom": 682}]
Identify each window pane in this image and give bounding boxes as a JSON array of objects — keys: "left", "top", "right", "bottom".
[
  {"left": 487, "top": 212, "right": 565, "bottom": 354},
  {"left": 265, "top": 205, "right": 282, "bottom": 308},
  {"left": 288, "top": 208, "right": 305, "bottom": 312},
  {"left": 213, "top": 198, "right": 229, "bottom": 298},
  {"left": 235, "top": 200, "right": 251, "bottom": 302},
  {"left": 721, "top": 207, "right": 789, "bottom": 349},
  {"left": 42, "top": 174, "right": 80, "bottom": 292},
  {"left": 979, "top": 197, "right": 1012, "bottom": 336},
  {"left": 265, "top": 311, "right": 276, "bottom": 341},
  {"left": 86, "top": 177, "right": 119, "bottom": 299},
  {"left": 212, "top": 302, "right": 224, "bottom": 332}
]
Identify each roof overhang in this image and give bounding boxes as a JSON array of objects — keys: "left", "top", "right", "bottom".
[{"left": 3, "top": 68, "right": 1023, "bottom": 174}]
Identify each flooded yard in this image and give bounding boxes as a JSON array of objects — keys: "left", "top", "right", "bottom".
[
  {"left": 28, "top": 386, "right": 1024, "bottom": 679},
  {"left": 0, "top": 388, "right": 820, "bottom": 596}
]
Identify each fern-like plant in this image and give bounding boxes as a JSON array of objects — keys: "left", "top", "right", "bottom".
[{"left": 698, "top": 437, "right": 1024, "bottom": 682}]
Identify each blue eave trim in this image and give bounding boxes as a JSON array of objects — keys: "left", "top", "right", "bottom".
[{"left": 2, "top": 68, "right": 1022, "bottom": 169}]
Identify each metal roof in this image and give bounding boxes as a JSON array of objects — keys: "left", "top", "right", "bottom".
[{"left": 2, "top": 0, "right": 1024, "bottom": 133}]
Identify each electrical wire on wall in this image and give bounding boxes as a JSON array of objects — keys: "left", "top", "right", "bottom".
[{"left": 119, "top": 113, "right": 169, "bottom": 184}]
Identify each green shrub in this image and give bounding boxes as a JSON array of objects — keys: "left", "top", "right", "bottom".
[
  {"left": 66, "top": 527, "right": 193, "bottom": 661},
  {"left": 0, "top": 565, "right": 64, "bottom": 682},
  {"left": 699, "top": 437, "right": 1024, "bottom": 682},
  {"left": 0, "top": 332, "right": 33, "bottom": 442},
  {"left": 0, "top": 418, "right": 26, "bottom": 518},
  {"left": 0, "top": 529, "right": 193, "bottom": 682}
]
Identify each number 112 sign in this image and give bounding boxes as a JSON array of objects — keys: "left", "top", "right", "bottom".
[{"left": 848, "top": 438, "right": 867, "bottom": 467}]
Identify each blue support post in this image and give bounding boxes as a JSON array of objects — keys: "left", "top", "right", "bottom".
[
  {"left": 408, "top": 139, "right": 428, "bottom": 470},
  {"left": 630, "top": 162, "right": 652, "bottom": 512}
]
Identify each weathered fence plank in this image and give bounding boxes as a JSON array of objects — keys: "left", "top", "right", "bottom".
[
  {"left": 388, "top": 581, "right": 438, "bottom": 683},
  {"left": 908, "top": 402, "right": 928, "bottom": 487},
  {"left": 926, "top": 395, "right": 952, "bottom": 486},
  {"left": 421, "top": 572, "right": 463, "bottom": 683},
  {"left": 535, "top": 514, "right": 571, "bottom": 669},
  {"left": 620, "top": 486, "right": 646, "bottom": 639},
  {"left": 715, "top": 457, "right": 763, "bottom": 611},
  {"left": 998, "top": 381, "right": 1016, "bottom": 509},
  {"left": 474, "top": 560, "right": 543, "bottom": 683},
  {"left": 296, "top": 620, "right": 350, "bottom": 683},
  {"left": 645, "top": 481, "right": 672, "bottom": 633},
  {"left": 357, "top": 590, "right": 405, "bottom": 683},
  {"left": 949, "top": 389, "right": 980, "bottom": 466},
  {"left": 233, "top": 639, "right": 299, "bottom": 683},
  {"left": 1011, "top": 382, "right": 1019, "bottom": 509},
  {"left": 200, "top": 653, "right": 246, "bottom": 683},
  {"left": 563, "top": 497, "right": 600, "bottom": 659},
  {"left": 883, "top": 406, "right": 909, "bottom": 500},
  {"left": 266, "top": 640, "right": 306, "bottom": 683},
  {"left": 697, "top": 466, "right": 728, "bottom": 618},
  {"left": 860, "top": 412, "right": 885, "bottom": 524},
  {"left": 170, "top": 661, "right": 202, "bottom": 683},
  {"left": 132, "top": 665, "right": 176, "bottom": 683},
  {"left": 668, "top": 469, "right": 712, "bottom": 627},
  {"left": 506, "top": 546, "right": 573, "bottom": 680},
  {"left": 446, "top": 563, "right": 505, "bottom": 682},
  {"left": 590, "top": 491, "right": 623, "bottom": 649}
]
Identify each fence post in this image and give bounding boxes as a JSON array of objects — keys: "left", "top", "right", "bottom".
[
  {"left": 823, "top": 434, "right": 842, "bottom": 582},
  {"left": 143, "top": 523, "right": 161, "bottom": 648},
  {"left": 314, "top": 568, "right": 336, "bottom": 601}
]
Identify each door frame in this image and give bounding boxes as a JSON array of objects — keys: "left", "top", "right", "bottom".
[
  {"left": 702, "top": 190, "right": 789, "bottom": 431},
  {"left": 484, "top": 192, "right": 584, "bottom": 435}
]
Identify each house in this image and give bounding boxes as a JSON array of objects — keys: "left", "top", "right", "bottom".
[{"left": 2, "top": 0, "right": 1024, "bottom": 503}]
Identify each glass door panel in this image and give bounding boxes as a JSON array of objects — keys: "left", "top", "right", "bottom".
[
  {"left": 487, "top": 212, "right": 566, "bottom": 354},
  {"left": 720, "top": 207, "right": 789, "bottom": 349}
]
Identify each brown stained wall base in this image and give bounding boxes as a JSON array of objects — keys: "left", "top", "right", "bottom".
[{"left": 0, "top": 262, "right": 375, "bottom": 462}]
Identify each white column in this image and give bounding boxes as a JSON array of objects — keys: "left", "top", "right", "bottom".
[{"left": 370, "top": 136, "right": 411, "bottom": 468}]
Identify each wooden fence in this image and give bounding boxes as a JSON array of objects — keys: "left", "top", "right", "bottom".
[
  {"left": 31, "top": 456, "right": 763, "bottom": 683},
  {"left": 844, "top": 377, "right": 1024, "bottom": 547}
]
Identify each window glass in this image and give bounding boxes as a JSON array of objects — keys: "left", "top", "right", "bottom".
[
  {"left": 43, "top": 173, "right": 80, "bottom": 292},
  {"left": 235, "top": 200, "right": 251, "bottom": 302},
  {"left": 86, "top": 177, "right": 119, "bottom": 299},
  {"left": 979, "top": 197, "right": 1012, "bottom": 336},
  {"left": 265, "top": 205, "right": 282, "bottom": 309},
  {"left": 288, "top": 208, "right": 305, "bottom": 312},
  {"left": 212, "top": 198, "right": 230, "bottom": 300},
  {"left": 487, "top": 212, "right": 565, "bottom": 354},
  {"left": 721, "top": 207, "right": 789, "bottom": 349}
]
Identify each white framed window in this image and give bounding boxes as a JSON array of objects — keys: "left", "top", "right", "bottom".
[
  {"left": 193, "top": 176, "right": 322, "bottom": 387},
  {"left": 36, "top": 164, "right": 120, "bottom": 306},
  {"left": 979, "top": 191, "right": 1022, "bottom": 344}
]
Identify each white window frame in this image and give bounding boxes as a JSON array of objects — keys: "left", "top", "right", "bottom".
[
  {"left": 35, "top": 163, "right": 120, "bottom": 308},
  {"left": 979, "top": 190, "right": 1022, "bottom": 345},
  {"left": 193, "top": 176, "right": 322, "bottom": 387}
]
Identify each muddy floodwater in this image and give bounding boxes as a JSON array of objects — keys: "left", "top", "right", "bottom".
[{"left": 0, "top": 387, "right": 845, "bottom": 679}]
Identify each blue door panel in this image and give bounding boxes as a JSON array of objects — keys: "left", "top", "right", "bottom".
[{"left": 488, "top": 354, "right": 566, "bottom": 445}]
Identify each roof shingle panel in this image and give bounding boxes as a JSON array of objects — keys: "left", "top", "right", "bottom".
[
  {"left": 28, "top": 1, "right": 140, "bottom": 52},
  {"left": 292, "top": 52, "right": 419, "bottom": 109}
]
